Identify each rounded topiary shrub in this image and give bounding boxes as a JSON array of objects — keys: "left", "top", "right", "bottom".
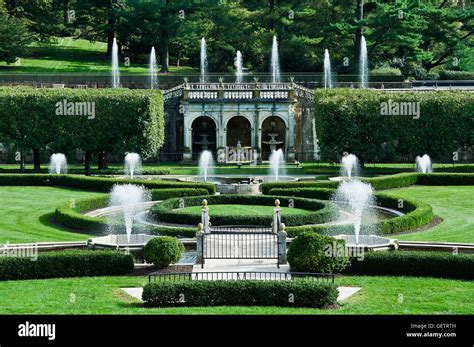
[
  {"left": 143, "top": 237, "right": 184, "bottom": 268},
  {"left": 287, "top": 232, "right": 349, "bottom": 273}
]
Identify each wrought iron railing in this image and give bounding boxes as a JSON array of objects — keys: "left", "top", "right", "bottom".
[{"left": 148, "top": 271, "right": 335, "bottom": 283}]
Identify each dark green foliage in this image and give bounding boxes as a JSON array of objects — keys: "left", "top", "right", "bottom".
[
  {"left": 345, "top": 251, "right": 474, "bottom": 280},
  {"left": 143, "top": 237, "right": 184, "bottom": 268},
  {"left": 151, "top": 195, "right": 336, "bottom": 227},
  {"left": 438, "top": 70, "right": 474, "bottom": 80},
  {"left": 314, "top": 89, "right": 474, "bottom": 163},
  {"left": 0, "top": 174, "right": 215, "bottom": 194},
  {"left": 416, "top": 173, "right": 474, "bottom": 186},
  {"left": 0, "top": 250, "right": 134, "bottom": 281},
  {"left": 0, "top": 10, "right": 32, "bottom": 63},
  {"left": 287, "top": 233, "right": 349, "bottom": 273},
  {"left": 142, "top": 280, "right": 337, "bottom": 308}
]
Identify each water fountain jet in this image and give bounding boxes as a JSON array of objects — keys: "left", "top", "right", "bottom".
[
  {"left": 112, "top": 38, "right": 120, "bottom": 88},
  {"left": 124, "top": 153, "right": 142, "bottom": 179},
  {"left": 416, "top": 154, "right": 432, "bottom": 174},
  {"left": 149, "top": 47, "right": 158, "bottom": 89},
  {"left": 359, "top": 35, "right": 368, "bottom": 88},
  {"left": 199, "top": 150, "right": 213, "bottom": 182},
  {"left": 200, "top": 38, "right": 208, "bottom": 83},
  {"left": 269, "top": 149, "right": 285, "bottom": 181},
  {"left": 323, "top": 49, "right": 333, "bottom": 88},
  {"left": 341, "top": 154, "right": 360, "bottom": 180},
  {"left": 49, "top": 153, "right": 67, "bottom": 174},
  {"left": 271, "top": 36, "right": 281, "bottom": 83},
  {"left": 235, "top": 50, "right": 243, "bottom": 83}
]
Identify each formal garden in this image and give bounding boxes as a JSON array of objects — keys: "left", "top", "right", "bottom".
[{"left": 0, "top": 2, "right": 473, "bottom": 337}]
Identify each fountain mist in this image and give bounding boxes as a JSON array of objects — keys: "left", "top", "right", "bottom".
[
  {"left": 199, "top": 150, "right": 213, "bottom": 182},
  {"left": 359, "top": 35, "right": 368, "bottom": 88},
  {"left": 200, "top": 38, "right": 208, "bottom": 83},
  {"left": 335, "top": 180, "right": 375, "bottom": 245},
  {"left": 323, "top": 49, "right": 333, "bottom": 88},
  {"left": 124, "top": 153, "right": 142, "bottom": 179},
  {"left": 49, "top": 153, "right": 67, "bottom": 174},
  {"left": 235, "top": 50, "right": 243, "bottom": 83},
  {"left": 416, "top": 154, "right": 432, "bottom": 174},
  {"left": 341, "top": 154, "right": 360, "bottom": 180},
  {"left": 271, "top": 36, "right": 281, "bottom": 83},
  {"left": 149, "top": 47, "right": 158, "bottom": 89},
  {"left": 269, "top": 149, "right": 285, "bottom": 181},
  {"left": 109, "top": 184, "right": 150, "bottom": 243},
  {"left": 112, "top": 38, "right": 120, "bottom": 88}
]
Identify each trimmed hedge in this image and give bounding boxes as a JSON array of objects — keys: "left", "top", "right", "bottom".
[
  {"left": 416, "top": 173, "right": 474, "bottom": 186},
  {"left": 345, "top": 251, "right": 474, "bottom": 280},
  {"left": 151, "top": 194, "right": 336, "bottom": 227},
  {"left": 0, "top": 174, "right": 215, "bottom": 194},
  {"left": 314, "top": 89, "right": 474, "bottom": 163},
  {"left": 0, "top": 250, "right": 134, "bottom": 281},
  {"left": 55, "top": 188, "right": 210, "bottom": 234},
  {"left": 270, "top": 188, "right": 433, "bottom": 237},
  {"left": 142, "top": 280, "right": 337, "bottom": 308},
  {"left": 143, "top": 237, "right": 184, "bottom": 268}
]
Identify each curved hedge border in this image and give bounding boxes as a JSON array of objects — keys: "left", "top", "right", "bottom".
[
  {"left": 142, "top": 280, "right": 337, "bottom": 308},
  {"left": 55, "top": 188, "right": 210, "bottom": 234},
  {"left": 345, "top": 251, "right": 474, "bottom": 280},
  {"left": 150, "top": 195, "right": 337, "bottom": 227},
  {"left": 0, "top": 174, "right": 215, "bottom": 194},
  {"left": 261, "top": 172, "right": 474, "bottom": 194},
  {"left": 0, "top": 250, "right": 134, "bottom": 281},
  {"left": 269, "top": 187, "right": 433, "bottom": 237}
]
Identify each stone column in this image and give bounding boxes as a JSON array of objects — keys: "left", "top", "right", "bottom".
[
  {"left": 195, "top": 223, "right": 204, "bottom": 266},
  {"left": 182, "top": 109, "right": 193, "bottom": 162},
  {"left": 286, "top": 103, "right": 296, "bottom": 162}
]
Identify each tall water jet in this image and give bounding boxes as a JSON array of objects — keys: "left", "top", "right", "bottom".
[
  {"left": 124, "top": 153, "right": 142, "bottom": 179},
  {"left": 235, "top": 50, "right": 243, "bottom": 83},
  {"left": 199, "top": 150, "right": 213, "bottom": 181},
  {"left": 49, "top": 153, "right": 67, "bottom": 174},
  {"left": 335, "top": 180, "right": 375, "bottom": 245},
  {"left": 341, "top": 153, "right": 360, "bottom": 180},
  {"left": 270, "top": 36, "right": 281, "bottom": 83},
  {"left": 111, "top": 37, "right": 120, "bottom": 88},
  {"left": 109, "top": 184, "right": 150, "bottom": 243},
  {"left": 416, "top": 154, "right": 432, "bottom": 174},
  {"left": 323, "top": 49, "right": 333, "bottom": 88},
  {"left": 269, "top": 149, "right": 285, "bottom": 181},
  {"left": 200, "top": 37, "right": 208, "bottom": 83},
  {"left": 359, "top": 35, "right": 368, "bottom": 88},
  {"left": 149, "top": 47, "right": 158, "bottom": 89}
]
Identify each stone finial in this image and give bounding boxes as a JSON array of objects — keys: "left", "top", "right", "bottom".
[
  {"left": 280, "top": 223, "right": 286, "bottom": 232},
  {"left": 197, "top": 223, "right": 204, "bottom": 232},
  {"left": 275, "top": 199, "right": 280, "bottom": 207},
  {"left": 202, "top": 199, "right": 208, "bottom": 207}
]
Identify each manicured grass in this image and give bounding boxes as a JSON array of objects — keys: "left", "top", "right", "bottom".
[
  {"left": 0, "top": 186, "right": 105, "bottom": 244},
  {"left": 385, "top": 186, "right": 474, "bottom": 243},
  {"left": 0, "top": 275, "right": 472, "bottom": 314},
  {"left": 0, "top": 37, "right": 196, "bottom": 75},
  {"left": 175, "top": 204, "right": 309, "bottom": 217}
]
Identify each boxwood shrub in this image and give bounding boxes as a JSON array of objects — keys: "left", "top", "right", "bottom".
[
  {"left": 345, "top": 251, "right": 474, "bottom": 280},
  {"left": 151, "top": 194, "right": 336, "bottom": 227},
  {"left": 142, "top": 280, "right": 337, "bottom": 308},
  {"left": 287, "top": 233, "right": 349, "bottom": 273},
  {"left": 416, "top": 173, "right": 474, "bottom": 186},
  {"left": 143, "top": 237, "right": 184, "bottom": 268},
  {"left": 0, "top": 174, "right": 215, "bottom": 194},
  {"left": 0, "top": 250, "right": 134, "bottom": 281}
]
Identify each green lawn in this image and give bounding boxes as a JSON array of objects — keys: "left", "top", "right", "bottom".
[
  {"left": 0, "top": 186, "right": 105, "bottom": 244},
  {"left": 0, "top": 37, "right": 196, "bottom": 75},
  {"left": 176, "top": 204, "right": 309, "bottom": 217},
  {"left": 0, "top": 275, "right": 472, "bottom": 314},
  {"left": 386, "top": 186, "right": 474, "bottom": 243}
]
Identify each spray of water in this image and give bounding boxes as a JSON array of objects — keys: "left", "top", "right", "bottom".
[
  {"left": 416, "top": 154, "right": 433, "bottom": 174},
  {"left": 269, "top": 149, "right": 285, "bottom": 181},
  {"left": 323, "top": 49, "right": 333, "bottom": 88},
  {"left": 334, "top": 180, "right": 376, "bottom": 244},
  {"left": 49, "top": 153, "right": 67, "bottom": 174},
  {"left": 200, "top": 38, "right": 208, "bottom": 83},
  {"left": 341, "top": 154, "right": 360, "bottom": 180},
  {"left": 235, "top": 50, "right": 243, "bottom": 83},
  {"left": 199, "top": 150, "right": 213, "bottom": 181},
  {"left": 271, "top": 36, "right": 281, "bottom": 83},
  {"left": 124, "top": 153, "right": 142, "bottom": 179},
  {"left": 108, "top": 184, "right": 150, "bottom": 243},
  {"left": 149, "top": 47, "right": 158, "bottom": 89},
  {"left": 359, "top": 35, "right": 368, "bottom": 88},
  {"left": 112, "top": 38, "right": 120, "bottom": 88}
]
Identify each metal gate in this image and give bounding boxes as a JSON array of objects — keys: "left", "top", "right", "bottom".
[{"left": 201, "top": 226, "right": 281, "bottom": 268}]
